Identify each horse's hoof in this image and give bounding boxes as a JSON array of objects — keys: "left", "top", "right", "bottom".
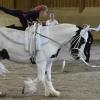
[
  {"left": 0, "top": 92, "right": 6, "bottom": 97},
  {"left": 45, "top": 91, "right": 60, "bottom": 97}
]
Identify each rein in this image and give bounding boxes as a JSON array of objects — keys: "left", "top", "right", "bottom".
[
  {"left": 36, "top": 31, "right": 73, "bottom": 48},
  {"left": 35, "top": 32, "right": 61, "bottom": 46}
]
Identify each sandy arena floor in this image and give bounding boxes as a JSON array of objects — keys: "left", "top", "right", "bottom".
[{"left": 0, "top": 43, "right": 100, "bottom": 100}]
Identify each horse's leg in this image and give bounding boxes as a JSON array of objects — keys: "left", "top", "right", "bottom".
[
  {"left": 23, "top": 59, "right": 47, "bottom": 96},
  {"left": 61, "top": 59, "right": 66, "bottom": 72},
  {"left": 0, "top": 62, "right": 9, "bottom": 97},
  {"left": 44, "top": 60, "right": 60, "bottom": 97},
  {"left": 0, "top": 62, "right": 9, "bottom": 76},
  {"left": 84, "top": 43, "right": 91, "bottom": 62}
]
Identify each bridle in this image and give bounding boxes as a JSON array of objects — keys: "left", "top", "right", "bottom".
[{"left": 70, "top": 34, "right": 83, "bottom": 59}]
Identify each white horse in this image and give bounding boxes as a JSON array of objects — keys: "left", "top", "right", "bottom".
[{"left": 0, "top": 23, "right": 84, "bottom": 97}]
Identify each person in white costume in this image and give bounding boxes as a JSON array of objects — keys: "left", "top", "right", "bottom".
[
  {"left": 46, "top": 13, "right": 58, "bottom": 26},
  {"left": 80, "top": 24, "right": 100, "bottom": 41},
  {"left": 80, "top": 24, "right": 100, "bottom": 62}
]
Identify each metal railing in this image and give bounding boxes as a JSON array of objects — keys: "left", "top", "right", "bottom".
[{"left": 0, "top": 0, "right": 100, "bottom": 12}]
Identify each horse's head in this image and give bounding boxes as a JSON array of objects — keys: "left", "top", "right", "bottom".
[{"left": 70, "top": 26, "right": 85, "bottom": 60}]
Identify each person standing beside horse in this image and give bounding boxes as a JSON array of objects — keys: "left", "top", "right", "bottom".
[
  {"left": 80, "top": 24, "right": 100, "bottom": 62},
  {"left": 46, "top": 13, "right": 58, "bottom": 26}
]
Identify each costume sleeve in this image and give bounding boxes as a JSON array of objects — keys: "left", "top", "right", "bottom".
[{"left": 89, "top": 25, "right": 100, "bottom": 32}]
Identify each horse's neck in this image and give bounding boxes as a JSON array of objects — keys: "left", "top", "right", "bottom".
[
  {"left": 48, "top": 24, "right": 79, "bottom": 46},
  {"left": 40, "top": 24, "right": 79, "bottom": 58}
]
